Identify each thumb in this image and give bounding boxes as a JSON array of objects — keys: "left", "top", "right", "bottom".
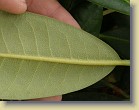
[{"left": 0, "top": 0, "right": 27, "bottom": 14}]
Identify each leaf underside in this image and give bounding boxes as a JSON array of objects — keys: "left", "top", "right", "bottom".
[{"left": 0, "top": 11, "right": 120, "bottom": 100}]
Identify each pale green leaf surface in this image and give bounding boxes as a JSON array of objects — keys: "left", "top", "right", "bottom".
[{"left": 0, "top": 11, "right": 125, "bottom": 100}]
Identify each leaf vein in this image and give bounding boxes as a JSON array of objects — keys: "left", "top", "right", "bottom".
[
  {"left": 43, "top": 63, "right": 58, "bottom": 89},
  {"left": 26, "top": 62, "right": 41, "bottom": 90},
  {"left": 3, "top": 60, "right": 24, "bottom": 95},
  {"left": 56, "top": 28, "right": 72, "bottom": 58},
  {"left": 25, "top": 15, "right": 40, "bottom": 56},
  {"left": 44, "top": 20, "right": 53, "bottom": 56},
  {"left": 0, "top": 28, "right": 11, "bottom": 53},
  {"left": 76, "top": 67, "right": 84, "bottom": 89},
  {"left": 0, "top": 58, "right": 5, "bottom": 69},
  {"left": 79, "top": 33, "right": 88, "bottom": 60},
  {"left": 13, "top": 23, "right": 26, "bottom": 55}
]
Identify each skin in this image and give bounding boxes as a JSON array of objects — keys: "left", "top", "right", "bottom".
[{"left": 0, "top": 0, "right": 80, "bottom": 101}]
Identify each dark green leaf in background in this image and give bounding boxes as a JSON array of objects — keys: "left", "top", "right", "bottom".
[
  {"left": 99, "top": 33, "right": 130, "bottom": 59},
  {"left": 59, "top": 0, "right": 84, "bottom": 11},
  {"left": 88, "top": 0, "right": 130, "bottom": 15},
  {"left": 100, "top": 13, "right": 130, "bottom": 59},
  {"left": 70, "top": 1, "right": 103, "bottom": 36}
]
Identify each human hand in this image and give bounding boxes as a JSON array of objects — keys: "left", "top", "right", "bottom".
[
  {"left": 0, "top": 0, "right": 80, "bottom": 101},
  {"left": 0, "top": 0, "right": 80, "bottom": 28}
]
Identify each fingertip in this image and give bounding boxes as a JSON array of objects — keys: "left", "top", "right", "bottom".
[
  {"left": 0, "top": 0, "right": 27, "bottom": 14},
  {"left": 11, "top": 2, "right": 27, "bottom": 14}
]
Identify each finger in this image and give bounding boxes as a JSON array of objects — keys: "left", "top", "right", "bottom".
[
  {"left": 0, "top": 0, "right": 27, "bottom": 14},
  {"left": 26, "top": 0, "right": 80, "bottom": 28},
  {"left": 30, "top": 96, "right": 62, "bottom": 101}
]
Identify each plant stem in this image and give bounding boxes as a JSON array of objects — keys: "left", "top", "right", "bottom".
[
  {"left": 124, "top": 0, "right": 130, "bottom": 4},
  {"left": 103, "top": 9, "right": 115, "bottom": 16},
  {"left": 104, "top": 82, "right": 130, "bottom": 99}
]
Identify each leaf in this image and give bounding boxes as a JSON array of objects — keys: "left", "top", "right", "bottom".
[
  {"left": 70, "top": 1, "right": 103, "bottom": 36},
  {"left": 0, "top": 11, "right": 129, "bottom": 100},
  {"left": 101, "top": 12, "right": 130, "bottom": 32},
  {"left": 59, "top": 0, "right": 84, "bottom": 11},
  {"left": 88, "top": 0, "right": 130, "bottom": 15},
  {"left": 124, "top": 0, "right": 130, "bottom": 4},
  {"left": 99, "top": 34, "right": 130, "bottom": 59},
  {"left": 99, "top": 12, "right": 130, "bottom": 59},
  {"left": 59, "top": 0, "right": 73, "bottom": 11}
]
